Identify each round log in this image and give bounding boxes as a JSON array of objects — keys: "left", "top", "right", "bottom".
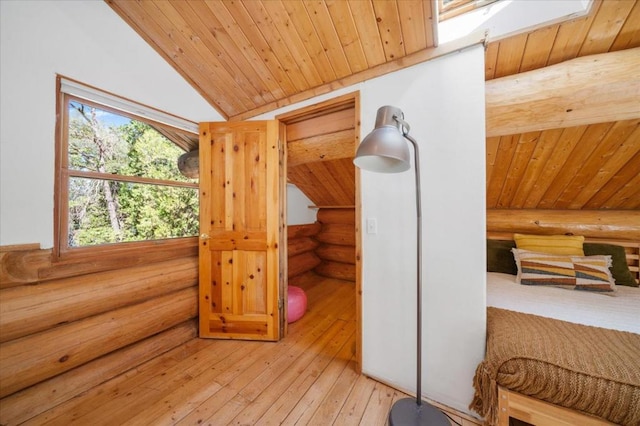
[
  {"left": 288, "top": 251, "right": 321, "bottom": 279},
  {"left": 315, "top": 243, "right": 355, "bottom": 265},
  {"left": 315, "top": 223, "right": 355, "bottom": 246},
  {"left": 287, "top": 222, "right": 321, "bottom": 240},
  {"left": 487, "top": 209, "right": 640, "bottom": 240},
  {"left": 314, "top": 260, "right": 355, "bottom": 282},
  {"left": 177, "top": 149, "right": 199, "bottom": 179},
  {"left": 287, "top": 237, "right": 319, "bottom": 258},
  {"left": 317, "top": 208, "right": 355, "bottom": 225},
  {"left": 0, "top": 287, "right": 197, "bottom": 398}
]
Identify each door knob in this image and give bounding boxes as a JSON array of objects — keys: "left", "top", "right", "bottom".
[{"left": 200, "top": 233, "right": 210, "bottom": 240}]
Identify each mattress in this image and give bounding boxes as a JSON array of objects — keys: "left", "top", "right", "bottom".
[{"left": 487, "top": 271, "right": 640, "bottom": 334}]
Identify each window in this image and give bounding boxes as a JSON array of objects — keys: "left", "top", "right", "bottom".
[
  {"left": 55, "top": 76, "right": 200, "bottom": 257},
  {"left": 439, "top": 0, "right": 499, "bottom": 21}
]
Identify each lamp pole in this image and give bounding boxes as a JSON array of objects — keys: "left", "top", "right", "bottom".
[
  {"left": 354, "top": 105, "right": 449, "bottom": 425},
  {"left": 403, "top": 132, "right": 423, "bottom": 406}
]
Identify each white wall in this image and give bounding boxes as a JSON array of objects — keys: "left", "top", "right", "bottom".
[
  {"left": 258, "top": 45, "right": 487, "bottom": 415},
  {"left": 359, "top": 45, "right": 486, "bottom": 413},
  {"left": 0, "top": 1, "right": 222, "bottom": 248},
  {"left": 287, "top": 184, "right": 317, "bottom": 225}
]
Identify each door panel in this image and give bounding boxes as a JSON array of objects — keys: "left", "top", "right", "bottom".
[{"left": 199, "top": 121, "right": 283, "bottom": 341}]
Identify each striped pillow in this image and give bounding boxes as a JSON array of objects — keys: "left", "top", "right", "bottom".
[
  {"left": 573, "top": 255, "right": 615, "bottom": 292},
  {"left": 512, "top": 249, "right": 575, "bottom": 287}
]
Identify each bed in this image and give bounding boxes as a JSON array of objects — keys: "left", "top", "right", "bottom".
[{"left": 471, "top": 237, "right": 640, "bottom": 426}]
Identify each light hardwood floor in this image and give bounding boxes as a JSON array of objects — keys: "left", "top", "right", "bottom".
[{"left": 23, "top": 273, "right": 481, "bottom": 426}]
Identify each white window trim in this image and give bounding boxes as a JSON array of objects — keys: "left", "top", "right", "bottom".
[{"left": 59, "top": 77, "right": 198, "bottom": 134}]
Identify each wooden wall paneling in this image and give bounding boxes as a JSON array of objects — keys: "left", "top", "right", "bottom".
[
  {"left": 539, "top": 122, "right": 614, "bottom": 209},
  {"left": 585, "top": 151, "right": 640, "bottom": 209},
  {"left": 161, "top": 0, "right": 261, "bottom": 107},
  {"left": 372, "top": 0, "right": 405, "bottom": 61},
  {"left": 0, "top": 321, "right": 197, "bottom": 426},
  {"left": 485, "top": 135, "right": 500, "bottom": 191},
  {"left": 522, "top": 126, "right": 586, "bottom": 208},
  {"left": 107, "top": 0, "right": 235, "bottom": 117},
  {"left": 173, "top": 1, "right": 274, "bottom": 104},
  {"left": 510, "top": 128, "right": 564, "bottom": 208},
  {"left": 219, "top": 0, "right": 299, "bottom": 97},
  {"left": 486, "top": 135, "right": 517, "bottom": 208},
  {"left": 578, "top": 0, "right": 636, "bottom": 56},
  {"left": 554, "top": 122, "right": 623, "bottom": 208},
  {"left": 324, "top": 2, "right": 368, "bottom": 75},
  {"left": 259, "top": 1, "right": 324, "bottom": 88},
  {"left": 187, "top": 4, "right": 279, "bottom": 101},
  {"left": 0, "top": 257, "right": 197, "bottom": 343},
  {"left": 486, "top": 209, "right": 640, "bottom": 240},
  {"left": 282, "top": 1, "right": 338, "bottom": 84},
  {"left": 241, "top": 1, "right": 322, "bottom": 91},
  {"left": 496, "top": 131, "right": 540, "bottom": 208},
  {"left": 519, "top": 26, "right": 558, "bottom": 73},
  {"left": 546, "top": 1, "right": 600, "bottom": 66},
  {"left": 604, "top": 172, "right": 640, "bottom": 210},
  {"left": 347, "top": 0, "right": 387, "bottom": 68},
  {"left": 397, "top": 0, "right": 428, "bottom": 55},
  {"left": 0, "top": 287, "right": 197, "bottom": 398},
  {"left": 287, "top": 129, "right": 356, "bottom": 167},
  {"left": 611, "top": 0, "right": 640, "bottom": 50},
  {"left": 561, "top": 119, "right": 640, "bottom": 209},
  {"left": 484, "top": 41, "right": 499, "bottom": 80},
  {"left": 286, "top": 107, "right": 355, "bottom": 141},
  {"left": 303, "top": 0, "right": 353, "bottom": 79},
  {"left": 492, "top": 33, "right": 528, "bottom": 78}
]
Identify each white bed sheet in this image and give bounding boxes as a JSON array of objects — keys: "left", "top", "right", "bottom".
[{"left": 487, "top": 272, "right": 640, "bottom": 334}]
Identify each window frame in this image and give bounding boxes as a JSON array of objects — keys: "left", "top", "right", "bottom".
[
  {"left": 54, "top": 75, "right": 200, "bottom": 261},
  {"left": 438, "top": 0, "right": 499, "bottom": 21}
]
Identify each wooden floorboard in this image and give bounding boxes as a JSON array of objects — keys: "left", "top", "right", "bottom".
[{"left": 20, "top": 273, "right": 481, "bottom": 426}]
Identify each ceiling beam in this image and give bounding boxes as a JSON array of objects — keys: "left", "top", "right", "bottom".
[{"left": 486, "top": 47, "right": 640, "bottom": 137}]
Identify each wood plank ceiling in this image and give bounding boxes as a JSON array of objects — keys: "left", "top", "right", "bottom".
[
  {"left": 106, "top": 0, "right": 639, "bottom": 211},
  {"left": 107, "top": 0, "right": 437, "bottom": 121},
  {"left": 485, "top": 0, "right": 640, "bottom": 210}
]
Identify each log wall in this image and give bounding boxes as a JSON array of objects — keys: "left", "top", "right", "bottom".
[
  {"left": 287, "top": 223, "right": 321, "bottom": 286},
  {"left": 314, "top": 208, "right": 356, "bottom": 282},
  {"left": 487, "top": 209, "right": 640, "bottom": 282},
  {"left": 0, "top": 239, "right": 199, "bottom": 424}
]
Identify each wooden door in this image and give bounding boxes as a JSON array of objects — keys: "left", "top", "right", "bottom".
[{"left": 198, "top": 121, "right": 285, "bottom": 341}]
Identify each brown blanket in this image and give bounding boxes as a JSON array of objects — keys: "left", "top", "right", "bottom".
[{"left": 470, "top": 308, "right": 640, "bottom": 425}]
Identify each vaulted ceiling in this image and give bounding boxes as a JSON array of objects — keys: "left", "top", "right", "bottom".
[
  {"left": 107, "top": 0, "right": 437, "bottom": 121},
  {"left": 107, "top": 0, "right": 640, "bottom": 211}
]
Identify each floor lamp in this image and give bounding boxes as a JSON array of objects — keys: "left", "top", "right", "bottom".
[{"left": 354, "top": 106, "right": 449, "bottom": 426}]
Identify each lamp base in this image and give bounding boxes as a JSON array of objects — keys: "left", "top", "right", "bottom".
[{"left": 388, "top": 398, "right": 450, "bottom": 425}]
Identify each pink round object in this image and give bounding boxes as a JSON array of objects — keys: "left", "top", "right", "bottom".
[{"left": 287, "top": 286, "right": 307, "bottom": 323}]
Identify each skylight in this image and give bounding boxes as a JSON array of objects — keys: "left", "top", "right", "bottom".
[{"left": 438, "top": 0, "right": 593, "bottom": 44}]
